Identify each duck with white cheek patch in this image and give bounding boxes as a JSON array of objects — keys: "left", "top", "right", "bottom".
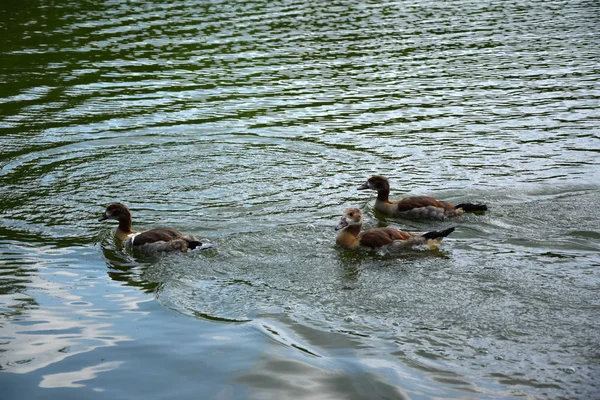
[
  {"left": 335, "top": 208, "right": 455, "bottom": 252},
  {"left": 98, "top": 202, "right": 213, "bottom": 252}
]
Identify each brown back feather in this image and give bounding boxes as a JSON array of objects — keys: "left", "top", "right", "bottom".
[
  {"left": 359, "top": 228, "right": 411, "bottom": 248},
  {"left": 394, "top": 196, "right": 454, "bottom": 212},
  {"left": 132, "top": 228, "right": 183, "bottom": 246}
]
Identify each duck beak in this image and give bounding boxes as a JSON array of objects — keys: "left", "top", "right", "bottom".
[
  {"left": 98, "top": 212, "right": 109, "bottom": 222},
  {"left": 335, "top": 217, "right": 349, "bottom": 231},
  {"left": 357, "top": 182, "right": 369, "bottom": 190}
]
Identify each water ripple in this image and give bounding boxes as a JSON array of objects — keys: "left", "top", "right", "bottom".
[{"left": 1, "top": 0, "right": 600, "bottom": 398}]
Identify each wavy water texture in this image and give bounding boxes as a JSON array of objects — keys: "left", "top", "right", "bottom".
[{"left": 1, "top": 0, "right": 600, "bottom": 399}]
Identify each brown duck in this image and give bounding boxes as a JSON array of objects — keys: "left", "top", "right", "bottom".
[
  {"left": 98, "top": 203, "right": 212, "bottom": 252},
  {"left": 358, "top": 175, "right": 487, "bottom": 220},
  {"left": 335, "top": 208, "right": 455, "bottom": 251}
]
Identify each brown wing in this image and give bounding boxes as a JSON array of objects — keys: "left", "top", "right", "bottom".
[
  {"left": 359, "top": 228, "right": 412, "bottom": 249},
  {"left": 395, "top": 196, "right": 454, "bottom": 212},
  {"left": 132, "top": 228, "right": 183, "bottom": 246}
]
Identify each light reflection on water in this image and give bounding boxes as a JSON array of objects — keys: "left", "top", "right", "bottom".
[
  {"left": 0, "top": 246, "right": 135, "bottom": 377},
  {"left": 1, "top": 0, "right": 600, "bottom": 398},
  {"left": 39, "top": 361, "right": 125, "bottom": 389}
]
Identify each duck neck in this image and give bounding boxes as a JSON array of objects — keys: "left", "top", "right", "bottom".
[
  {"left": 337, "top": 224, "right": 362, "bottom": 248},
  {"left": 117, "top": 215, "right": 133, "bottom": 234},
  {"left": 346, "top": 225, "right": 361, "bottom": 237},
  {"left": 340, "top": 225, "right": 361, "bottom": 239},
  {"left": 376, "top": 189, "right": 390, "bottom": 203}
]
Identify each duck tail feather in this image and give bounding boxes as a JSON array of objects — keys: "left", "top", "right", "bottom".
[
  {"left": 187, "top": 240, "right": 215, "bottom": 251},
  {"left": 455, "top": 203, "right": 488, "bottom": 212},
  {"left": 422, "top": 227, "right": 455, "bottom": 240}
]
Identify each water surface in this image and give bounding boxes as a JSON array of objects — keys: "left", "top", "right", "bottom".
[{"left": 1, "top": 0, "right": 599, "bottom": 398}]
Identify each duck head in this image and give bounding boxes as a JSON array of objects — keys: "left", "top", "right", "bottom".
[
  {"left": 335, "top": 207, "right": 363, "bottom": 231},
  {"left": 357, "top": 175, "right": 390, "bottom": 192},
  {"left": 98, "top": 202, "right": 131, "bottom": 222}
]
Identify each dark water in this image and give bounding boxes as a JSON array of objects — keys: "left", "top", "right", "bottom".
[{"left": 1, "top": 0, "right": 599, "bottom": 398}]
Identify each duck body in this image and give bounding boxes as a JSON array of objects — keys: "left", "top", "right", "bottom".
[
  {"left": 335, "top": 208, "right": 454, "bottom": 252},
  {"left": 98, "top": 203, "right": 212, "bottom": 252},
  {"left": 358, "top": 175, "right": 487, "bottom": 220}
]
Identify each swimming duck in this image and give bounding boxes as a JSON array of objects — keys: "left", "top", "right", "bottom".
[
  {"left": 358, "top": 175, "right": 487, "bottom": 220},
  {"left": 98, "top": 202, "right": 212, "bottom": 252},
  {"left": 335, "top": 207, "right": 455, "bottom": 251}
]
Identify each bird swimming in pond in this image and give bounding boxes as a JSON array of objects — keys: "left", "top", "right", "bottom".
[
  {"left": 335, "top": 207, "right": 455, "bottom": 251},
  {"left": 98, "top": 202, "right": 213, "bottom": 252},
  {"left": 357, "top": 175, "right": 487, "bottom": 220}
]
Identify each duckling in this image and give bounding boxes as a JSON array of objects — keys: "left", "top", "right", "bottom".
[
  {"left": 98, "top": 202, "right": 212, "bottom": 252},
  {"left": 335, "top": 207, "right": 455, "bottom": 251},
  {"left": 358, "top": 175, "right": 487, "bottom": 220}
]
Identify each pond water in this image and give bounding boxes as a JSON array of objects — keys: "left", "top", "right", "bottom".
[{"left": 1, "top": 0, "right": 599, "bottom": 398}]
